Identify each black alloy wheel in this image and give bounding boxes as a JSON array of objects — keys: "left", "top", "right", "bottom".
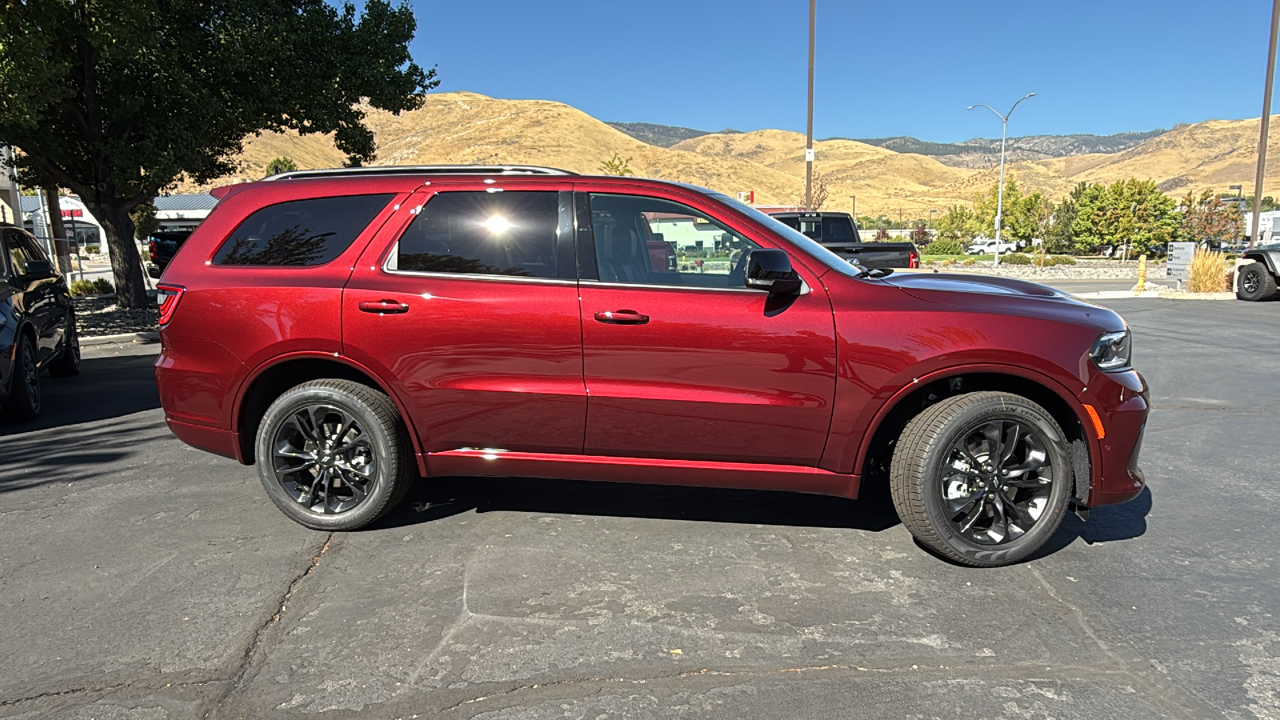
[
  {"left": 940, "top": 418, "right": 1054, "bottom": 545},
  {"left": 891, "top": 391, "right": 1072, "bottom": 567},
  {"left": 255, "top": 379, "right": 413, "bottom": 530},
  {"left": 49, "top": 312, "right": 81, "bottom": 377},
  {"left": 4, "top": 336, "right": 41, "bottom": 421},
  {"left": 271, "top": 403, "right": 378, "bottom": 515}
]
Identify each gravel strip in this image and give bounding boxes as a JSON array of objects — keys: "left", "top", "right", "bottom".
[
  {"left": 923, "top": 258, "right": 1164, "bottom": 280},
  {"left": 74, "top": 294, "right": 158, "bottom": 338}
]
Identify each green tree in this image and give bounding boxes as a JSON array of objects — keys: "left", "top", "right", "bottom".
[
  {"left": 935, "top": 205, "right": 977, "bottom": 242},
  {"left": 1072, "top": 179, "right": 1181, "bottom": 256},
  {"left": 910, "top": 224, "right": 932, "bottom": 245},
  {"left": 599, "top": 153, "right": 634, "bottom": 176},
  {"left": 130, "top": 201, "right": 159, "bottom": 241},
  {"left": 264, "top": 156, "right": 299, "bottom": 177},
  {"left": 0, "top": 1, "right": 436, "bottom": 307}
]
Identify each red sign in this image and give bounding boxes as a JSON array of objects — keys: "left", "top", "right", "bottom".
[{"left": 61, "top": 209, "right": 83, "bottom": 218}]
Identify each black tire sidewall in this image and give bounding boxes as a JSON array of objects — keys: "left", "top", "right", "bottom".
[
  {"left": 918, "top": 400, "right": 1072, "bottom": 566},
  {"left": 8, "top": 337, "right": 40, "bottom": 420},
  {"left": 255, "top": 384, "right": 401, "bottom": 531},
  {"left": 1238, "top": 264, "right": 1266, "bottom": 301}
]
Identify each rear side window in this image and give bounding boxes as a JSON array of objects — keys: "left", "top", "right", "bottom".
[
  {"left": 391, "top": 191, "right": 559, "bottom": 278},
  {"left": 213, "top": 194, "right": 394, "bottom": 266}
]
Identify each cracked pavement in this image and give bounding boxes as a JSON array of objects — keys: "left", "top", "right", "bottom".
[{"left": 1, "top": 297, "right": 1277, "bottom": 719}]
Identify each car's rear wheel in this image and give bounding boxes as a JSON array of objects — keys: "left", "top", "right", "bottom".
[
  {"left": 255, "top": 379, "right": 413, "bottom": 530},
  {"left": 1237, "top": 262, "right": 1277, "bottom": 301},
  {"left": 48, "top": 311, "right": 81, "bottom": 377},
  {"left": 4, "top": 334, "right": 41, "bottom": 422},
  {"left": 890, "top": 392, "right": 1072, "bottom": 567}
]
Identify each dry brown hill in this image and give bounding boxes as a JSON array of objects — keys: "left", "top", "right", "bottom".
[{"left": 192, "top": 92, "right": 1280, "bottom": 218}]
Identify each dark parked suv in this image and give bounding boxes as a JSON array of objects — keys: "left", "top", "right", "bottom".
[
  {"left": 2, "top": 224, "right": 80, "bottom": 420},
  {"left": 155, "top": 166, "right": 1148, "bottom": 566}
]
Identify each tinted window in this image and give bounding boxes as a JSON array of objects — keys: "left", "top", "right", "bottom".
[
  {"left": 393, "top": 191, "right": 560, "bottom": 278},
  {"left": 588, "top": 194, "right": 759, "bottom": 289},
  {"left": 822, "top": 217, "right": 857, "bottom": 242},
  {"left": 213, "top": 194, "right": 393, "bottom": 266},
  {"left": 5, "top": 230, "right": 46, "bottom": 275}
]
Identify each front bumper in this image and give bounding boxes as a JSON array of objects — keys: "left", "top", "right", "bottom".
[{"left": 1081, "top": 369, "right": 1149, "bottom": 507}]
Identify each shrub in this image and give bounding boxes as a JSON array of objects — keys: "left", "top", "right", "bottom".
[
  {"left": 962, "top": 258, "right": 976, "bottom": 266},
  {"left": 86, "top": 244, "right": 100, "bottom": 254},
  {"left": 1045, "top": 255, "right": 1076, "bottom": 266},
  {"left": 69, "top": 278, "right": 114, "bottom": 297},
  {"left": 924, "top": 238, "right": 966, "bottom": 255},
  {"left": 1187, "top": 248, "right": 1230, "bottom": 293},
  {"left": 999, "top": 253, "right": 1033, "bottom": 265},
  {"left": 939, "top": 259, "right": 954, "bottom": 267}
]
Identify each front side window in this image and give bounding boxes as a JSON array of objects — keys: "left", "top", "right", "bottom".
[
  {"left": 5, "top": 230, "right": 44, "bottom": 276},
  {"left": 213, "top": 194, "right": 394, "bottom": 267},
  {"left": 391, "top": 191, "right": 560, "bottom": 279},
  {"left": 588, "top": 194, "right": 760, "bottom": 289}
]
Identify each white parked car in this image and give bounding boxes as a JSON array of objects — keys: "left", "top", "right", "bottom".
[{"left": 966, "top": 237, "right": 1017, "bottom": 255}]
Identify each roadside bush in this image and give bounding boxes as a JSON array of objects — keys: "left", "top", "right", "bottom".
[
  {"left": 86, "top": 244, "right": 100, "bottom": 254},
  {"left": 1187, "top": 248, "right": 1230, "bottom": 293},
  {"left": 962, "top": 258, "right": 976, "bottom": 266},
  {"left": 925, "top": 238, "right": 966, "bottom": 255},
  {"left": 939, "top": 259, "right": 954, "bottom": 267},
  {"left": 1000, "top": 253, "right": 1033, "bottom": 265},
  {"left": 1045, "top": 255, "right": 1077, "bottom": 266},
  {"left": 69, "top": 278, "right": 114, "bottom": 297}
]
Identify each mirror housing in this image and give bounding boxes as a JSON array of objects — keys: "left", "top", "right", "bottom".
[
  {"left": 20, "top": 259, "right": 56, "bottom": 281},
  {"left": 744, "top": 249, "right": 802, "bottom": 295}
]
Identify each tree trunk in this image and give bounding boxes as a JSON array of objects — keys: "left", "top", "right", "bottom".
[
  {"left": 90, "top": 201, "right": 149, "bottom": 308},
  {"left": 42, "top": 187, "right": 72, "bottom": 275}
]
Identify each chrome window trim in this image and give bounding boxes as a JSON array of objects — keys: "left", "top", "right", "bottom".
[{"left": 581, "top": 278, "right": 810, "bottom": 295}]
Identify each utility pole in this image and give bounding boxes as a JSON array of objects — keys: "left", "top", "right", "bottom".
[
  {"left": 849, "top": 195, "right": 856, "bottom": 217},
  {"left": 1252, "top": 0, "right": 1280, "bottom": 249},
  {"left": 805, "top": 0, "right": 816, "bottom": 210}
]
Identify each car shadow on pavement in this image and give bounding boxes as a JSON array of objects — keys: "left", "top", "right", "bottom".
[
  {"left": 373, "top": 473, "right": 903, "bottom": 533},
  {"left": 0, "top": 351, "right": 161, "bottom": 437}
]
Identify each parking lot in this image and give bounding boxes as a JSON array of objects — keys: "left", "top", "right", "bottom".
[{"left": 2, "top": 296, "right": 1277, "bottom": 719}]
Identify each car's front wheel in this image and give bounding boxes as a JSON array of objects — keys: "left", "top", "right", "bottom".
[
  {"left": 48, "top": 311, "right": 81, "bottom": 377},
  {"left": 255, "top": 379, "right": 414, "bottom": 530},
  {"left": 890, "top": 392, "right": 1072, "bottom": 567},
  {"left": 1236, "top": 262, "right": 1277, "bottom": 301}
]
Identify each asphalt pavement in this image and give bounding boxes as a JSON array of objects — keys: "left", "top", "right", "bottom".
[{"left": 1, "top": 297, "right": 1278, "bottom": 719}]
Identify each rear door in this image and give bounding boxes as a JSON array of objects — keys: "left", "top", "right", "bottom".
[
  {"left": 575, "top": 186, "right": 838, "bottom": 466},
  {"left": 343, "top": 183, "right": 586, "bottom": 456},
  {"left": 4, "top": 229, "right": 64, "bottom": 363}
]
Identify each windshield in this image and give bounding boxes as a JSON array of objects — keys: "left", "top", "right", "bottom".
[{"left": 710, "top": 193, "right": 864, "bottom": 277}]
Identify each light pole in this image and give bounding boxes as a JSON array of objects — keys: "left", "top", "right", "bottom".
[
  {"left": 968, "top": 93, "right": 1036, "bottom": 266},
  {"left": 804, "top": 0, "right": 816, "bottom": 210},
  {"left": 1252, "top": 0, "right": 1280, "bottom": 249}
]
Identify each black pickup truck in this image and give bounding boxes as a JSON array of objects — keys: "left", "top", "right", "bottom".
[
  {"left": 145, "top": 231, "right": 192, "bottom": 279},
  {"left": 768, "top": 211, "right": 919, "bottom": 269}
]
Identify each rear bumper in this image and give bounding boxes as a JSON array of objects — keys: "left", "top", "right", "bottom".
[
  {"left": 165, "top": 417, "right": 240, "bottom": 461},
  {"left": 1082, "top": 370, "right": 1149, "bottom": 507}
]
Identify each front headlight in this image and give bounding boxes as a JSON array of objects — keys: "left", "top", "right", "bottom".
[{"left": 1090, "top": 330, "right": 1132, "bottom": 371}]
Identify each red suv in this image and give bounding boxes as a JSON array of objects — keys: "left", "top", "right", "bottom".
[{"left": 155, "top": 166, "right": 1147, "bottom": 566}]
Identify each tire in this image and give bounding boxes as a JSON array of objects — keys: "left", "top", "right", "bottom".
[
  {"left": 3, "top": 333, "right": 41, "bottom": 422},
  {"left": 255, "top": 379, "right": 414, "bottom": 531},
  {"left": 48, "top": 311, "right": 81, "bottom": 377},
  {"left": 1236, "top": 262, "right": 1278, "bottom": 301},
  {"left": 890, "top": 391, "right": 1072, "bottom": 567}
]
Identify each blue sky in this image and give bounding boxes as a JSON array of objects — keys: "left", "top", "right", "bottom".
[{"left": 406, "top": 1, "right": 1277, "bottom": 143}]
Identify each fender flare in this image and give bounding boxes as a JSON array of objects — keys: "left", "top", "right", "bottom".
[
  {"left": 230, "top": 350, "right": 426, "bottom": 468},
  {"left": 847, "top": 361, "right": 1096, "bottom": 478}
]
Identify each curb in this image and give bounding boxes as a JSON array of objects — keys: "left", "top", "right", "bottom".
[{"left": 81, "top": 331, "right": 159, "bottom": 346}]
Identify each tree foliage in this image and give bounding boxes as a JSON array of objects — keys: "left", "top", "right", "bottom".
[
  {"left": 935, "top": 205, "right": 977, "bottom": 242},
  {"left": 130, "top": 201, "right": 159, "bottom": 241},
  {"left": 264, "top": 156, "right": 300, "bottom": 177},
  {"left": 0, "top": 0, "right": 436, "bottom": 306},
  {"left": 1181, "top": 190, "right": 1242, "bottom": 243},
  {"left": 598, "top": 153, "right": 634, "bottom": 176},
  {"left": 1071, "top": 178, "right": 1181, "bottom": 256}
]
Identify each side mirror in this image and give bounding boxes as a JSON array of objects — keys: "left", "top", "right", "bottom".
[
  {"left": 21, "top": 259, "right": 56, "bottom": 281},
  {"left": 744, "top": 248, "right": 802, "bottom": 295}
]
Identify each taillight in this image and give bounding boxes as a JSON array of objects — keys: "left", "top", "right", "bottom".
[
  {"left": 909, "top": 251, "right": 920, "bottom": 269},
  {"left": 148, "top": 240, "right": 158, "bottom": 263},
  {"left": 157, "top": 284, "right": 185, "bottom": 326}
]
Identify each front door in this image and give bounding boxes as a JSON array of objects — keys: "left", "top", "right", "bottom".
[
  {"left": 577, "top": 190, "right": 838, "bottom": 467},
  {"left": 343, "top": 185, "right": 586, "bottom": 456}
]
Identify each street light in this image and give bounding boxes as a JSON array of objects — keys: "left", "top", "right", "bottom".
[{"left": 967, "top": 92, "right": 1036, "bottom": 266}]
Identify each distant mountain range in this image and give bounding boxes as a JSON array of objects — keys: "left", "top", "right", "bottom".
[
  {"left": 605, "top": 122, "right": 1168, "bottom": 168},
  {"left": 204, "top": 92, "right": 1280, "bottom": 218}
]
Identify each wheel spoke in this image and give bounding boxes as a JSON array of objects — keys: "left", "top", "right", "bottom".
[
  {"left": 999, "top": 423, "right": 1021, "bottom": 465},
  {"left": 958, "top": 500, "right": 986, "bottom": 534},
  {"left": 981, "top": 421, "right": 1004, "bottom": 465},
  {"left": 989, "top": 494, "right": 1010, "bottom": 541}
]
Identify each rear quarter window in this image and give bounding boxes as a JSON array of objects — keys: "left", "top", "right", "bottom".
[{"left": 213, "top": 194, "right": 394, "bottom": 266}]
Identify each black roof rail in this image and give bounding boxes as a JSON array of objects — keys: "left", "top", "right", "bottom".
[{"left": 264, "top": 165, "right": 578, "bottom": 181}]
